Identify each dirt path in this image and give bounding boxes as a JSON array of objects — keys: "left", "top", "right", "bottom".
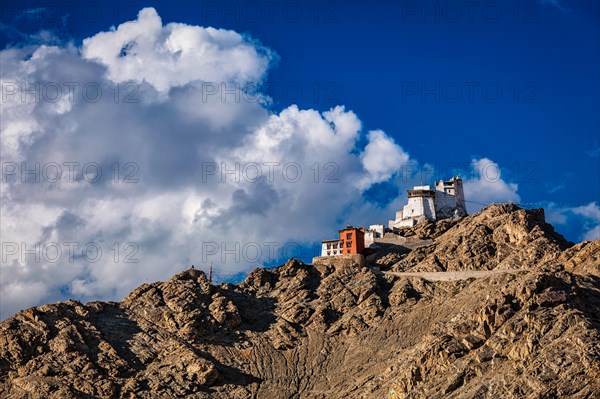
[{"left": 382, "top": 269, "right": 529, "bottom": 282}]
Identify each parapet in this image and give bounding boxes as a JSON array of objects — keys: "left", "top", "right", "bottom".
[{"left": 311, "top": 254, "right": 365, "bottom": 269}]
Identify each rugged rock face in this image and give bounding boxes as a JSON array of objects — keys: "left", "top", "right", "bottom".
[
  {"left": 388, "top": 204, "right": 573, "bottom": 272},
  {"left": 1, "top": 204, "right": 599, "bottom": 398}
]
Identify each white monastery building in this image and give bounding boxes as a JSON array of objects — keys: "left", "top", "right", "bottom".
[
  {"left": 389, "top": 176, "right": 467, "bottom": 229},
  {"left": 318, "top": 177, "right": 467, "bottom": 259},
  {"left": 321, "top": 239, "right": 344, "bottom": 257},
  {"left": 369, "top": 224, "right": 385, "bottom": 237},
  {"left": 364, "top": 224, "right": 384, "bottom": 248}
]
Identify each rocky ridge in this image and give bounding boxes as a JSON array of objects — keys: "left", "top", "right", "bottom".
[{"left": 0, "top": 204, "right": 599, "bottom": 398}]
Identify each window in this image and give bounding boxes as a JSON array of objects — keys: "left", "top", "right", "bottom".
[
  {"left": 346, "top": 233, "right": 352, "bottom": 239},
  {"left": 346, "top": 241, "right": 352, "bottom": 248}
]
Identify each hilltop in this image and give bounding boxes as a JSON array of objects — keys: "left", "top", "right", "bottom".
[{"left": 1, "top": 204, "right": 599, "bottom": 398}]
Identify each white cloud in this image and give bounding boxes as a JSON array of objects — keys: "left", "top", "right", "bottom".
[
  {"left": 2, "top": 8, "right": 590, "bottom": 322},
  {"left": 583, "top": 225, "right": 600, "bottom": 241},
  {"left": 571, "top": 202, "right": 600, "bottom": 221},
  {"left": 0, "top": 8, "right": 416, "bottom": 320},
  {"left": 462, "top": 158, "right": 521, "bottom": 213},
  {"left": 82, "top": 8, "right": 274, "bottom": 93},
  {"left": 544, "top": 203, "right": 569, "bottom": 225},
  {"left": 358, "top": 130, "right": 410, "bottom": 190},
  {"left": 571, "top": 202, "right": 600, "bottom": 241},
  {"left": 544, "top": 201, "right": 599, "bottom": 242}
]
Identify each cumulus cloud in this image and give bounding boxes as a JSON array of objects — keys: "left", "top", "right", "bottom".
[
  {"left": 0, "top": 8, "right": 413, "bottom": 320},
  {"left": 462, "top": 158, "right": 521, "bottom": 213},
  {"left": 358, "top": 130, "right": 410, "bottom": 190},
  {"left": 81, "top": 8, "right": 274, "bottom": 93},
  {"left": 3, "top": 8, "right": 588, "bottom": 322}
]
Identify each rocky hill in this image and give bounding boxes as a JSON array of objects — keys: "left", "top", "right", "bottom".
[{"left": 1, "top": 204, "right": 599, "bottom": 398}]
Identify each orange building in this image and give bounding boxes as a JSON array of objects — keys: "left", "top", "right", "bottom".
[{"left": 338, "top": 226, "right": 365, "bottom": 255}]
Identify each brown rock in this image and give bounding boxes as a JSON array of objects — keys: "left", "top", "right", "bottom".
[{"left": 0, "top": 205, "right": 598, "bottom": 398}]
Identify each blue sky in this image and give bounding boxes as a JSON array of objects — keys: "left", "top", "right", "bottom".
[
  {"left": 1, "top": 0, "right": 599, "bottom": 318},
  {"left": 2, "top": 2, "right": 599, "bottom": 197},
  {"left": 6, "top": 0, "right": 598, "bottom": 205}
]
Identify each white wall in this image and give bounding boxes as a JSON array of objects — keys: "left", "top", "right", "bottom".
[
  {"left": 364, "top": 231, "right": 375, "bottom": 248},
  {"left": 369, "top": 224, "right": 385, "bottom": 237},
  {"left": 321, "top": 241, "right": 343, "bottom": 257},
  {"left": 403, "top": 196, "right": 436, "bottom": 220},
  {"left": 434, "top": 178, "right": 467, "bottom": 218}
]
